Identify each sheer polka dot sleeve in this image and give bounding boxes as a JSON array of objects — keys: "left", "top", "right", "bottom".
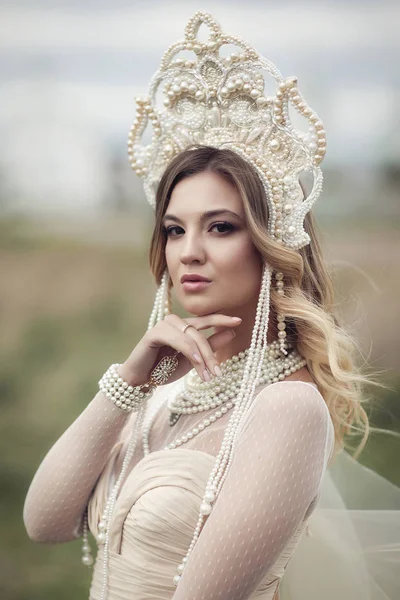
[
  {"left": 23, "top": 391, "right": 133, "bottom": 544},
  {"left": 172, "top": 382, "right": 334, "bottom": 600}
]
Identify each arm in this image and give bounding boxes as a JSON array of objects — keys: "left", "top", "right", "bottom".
[
  {"left": 23, "top": 390, "right": 133, "bottom": 543},
  {"left": 172, "top": 381, "right": 333, "bottom": 600}
]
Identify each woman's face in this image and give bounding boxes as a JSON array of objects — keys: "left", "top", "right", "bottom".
[{"left": 163, "top": 170, "right": 264, "bottom": 318}]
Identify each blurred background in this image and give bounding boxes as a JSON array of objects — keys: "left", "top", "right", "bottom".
[{"left": 1, "top": 0, "right": 399, "bottom": 598}]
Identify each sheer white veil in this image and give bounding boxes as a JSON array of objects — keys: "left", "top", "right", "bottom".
[{"left": 280, "top": 444, "right": 400, "bottom": 599}]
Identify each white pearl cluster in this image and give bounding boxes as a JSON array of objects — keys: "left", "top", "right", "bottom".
[
  {"left": 164, "top": 76, "right": 205, "bottom": 108},
  {"left": 99, "top": 363, "right": 155, "bottom": 413},
  {"left": 127, "top": 10, "right": 327, "bottom": 251},
  {"left": 141, "top": 341, "right": 305, "bottom": 455},
  {"left": 221, "top": 71, "right": 269, "bottom": 108},
  {"left": 275, "top": 271, "right": 288, "bottom": 355},
  {"left": 167, "top": 341, "right": 302, "bottom": 417}
]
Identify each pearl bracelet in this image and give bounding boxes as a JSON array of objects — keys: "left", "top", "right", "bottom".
[
  {"left": 99, "top": 363, "right": 156, "bottom": 412},
  {"left": 99, "top": 353, "right": 180, "bottom": 413}
]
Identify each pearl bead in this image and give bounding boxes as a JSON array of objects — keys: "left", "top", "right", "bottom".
[
  {"left": 200, "top": 502, "right": 212, "bottom": 515},
  {"left": 205, "top": 490, "right": 216, "bottom": 502},
  {"left": 270, "top": 139, "right": 280, "bottom": 151},
  {"left": 97, "top": 531, "right": 106, "bottom": 543},
  {"left": 173, "top": 575, "right": 182, "bottom": 586}
]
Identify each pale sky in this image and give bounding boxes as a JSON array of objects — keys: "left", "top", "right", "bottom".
[{"left": 0, "top": 0, "right": 398, "bottom": 214}]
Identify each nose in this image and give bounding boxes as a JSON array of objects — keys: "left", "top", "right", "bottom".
[{"left": 179, "top": 230, "right": 206, "bottom": 265}]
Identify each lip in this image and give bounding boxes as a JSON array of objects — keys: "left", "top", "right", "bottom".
[
  {"left": 182, "top": 280, "right": 212, "bottom": 292},
  {"left": 180, "top": 274, "right": 211, "bottom": 283}
]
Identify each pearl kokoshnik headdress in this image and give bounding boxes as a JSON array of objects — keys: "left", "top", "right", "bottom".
[
  {"left": 128, "top": 11, "right": 326, "bottom": 250},
  {"left": 90, "top": 11, "right": 327, "bottom": 596}
]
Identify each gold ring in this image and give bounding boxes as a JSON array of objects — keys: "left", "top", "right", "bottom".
[{"left": 181, "top": 322, "right": 194, "bottom": 334}]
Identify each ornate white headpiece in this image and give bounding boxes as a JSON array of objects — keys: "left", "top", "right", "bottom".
[{"left": 128, "top": 10, "right": 327, "bottom": 250}]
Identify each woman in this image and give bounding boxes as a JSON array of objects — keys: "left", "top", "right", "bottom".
[{"left": 23, "top": 11, "right": 400, "bottom": 600}]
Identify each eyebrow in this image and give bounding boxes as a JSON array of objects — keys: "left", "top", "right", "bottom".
[{"left": 162, "top": 209, "right": 243, "bottom": 225}]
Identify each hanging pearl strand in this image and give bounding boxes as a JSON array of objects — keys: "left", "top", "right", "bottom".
[
  {"left": 97, "top": 406, "right": 146, "bottom": 600},
  {"left": 214, "top": 265, "right": 271, "bottom": 496},
  {"left": 142, "top": 379, "right": 184, "bottom": 457},
  {"left": 226, "top": 265, "right": 271, "bottom": 470},
  {"left": 275, "top": 271, "right": 288, "bottom": 355},
  {"left": 169, "top": 266, "right": 272, "bottom": 586},
  {"left": 148, "top": 270, "right": 170, "bottom": 329},
  {"left": 81, "top": 506, "right": 93, "bottom": 566},
  {"left": 81, "top": 270, "right": 171, "bottom": 600},
  {"left": 147, "top": 277, "right": 162, "bottom": 330}
]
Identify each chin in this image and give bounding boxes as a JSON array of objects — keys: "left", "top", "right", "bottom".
[
  {"left": 179, "top": 296, "right": 218, "bottom": 316},
  {"left": 184, "top": 304, "right": 213, "bottom": 317}
]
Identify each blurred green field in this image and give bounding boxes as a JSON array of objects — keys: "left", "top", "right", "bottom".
[{"left": 0, "top": 215, "right": 399, "bottom": 600}]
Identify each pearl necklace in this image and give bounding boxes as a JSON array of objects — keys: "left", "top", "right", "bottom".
[
  {"left": 143, "top": 340, "right": 306, "bottom": 455},
  {"left": 167, "top": 341, "right": 303, "bottom": 412}
]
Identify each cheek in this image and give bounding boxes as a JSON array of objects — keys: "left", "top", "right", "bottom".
[
  {"left": 216, "top": 239, "right": 263, "bottom": 300},
  {"left": 220, "top": 236, "right": 261, "bottom": 274}
]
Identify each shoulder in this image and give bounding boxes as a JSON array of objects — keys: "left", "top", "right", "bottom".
[
  {"left": 233, "top": 381, "right": 335, "bottom": 477},
  {"left": 255, "top": 381, "right": 329, "bottom": 419},
  {"left": 236, "top": 381, "right": 331, "bottom": 442}
]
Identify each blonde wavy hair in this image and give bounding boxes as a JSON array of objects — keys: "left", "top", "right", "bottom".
[{"left": 148, "top": 145, "right": 371, "bottom": 461}]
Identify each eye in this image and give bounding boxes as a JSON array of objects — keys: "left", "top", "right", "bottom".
[
  {"left": 163, "top": 222, "right": 235, "bottom": 237},
  {"left": 163, "top": 225, "right": 184, "bottom": 237},
  {"left": 209, "top": 222, "right": 235, "bottom": 234}
]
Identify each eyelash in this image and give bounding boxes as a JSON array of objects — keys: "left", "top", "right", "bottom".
[{"left": 163, "top": 221, "right": 236, "bottom": 237}]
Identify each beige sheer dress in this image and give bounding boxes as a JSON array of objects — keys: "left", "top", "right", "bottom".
[{"left": 24, "top": 378, "right": 335, "bottom": 600}]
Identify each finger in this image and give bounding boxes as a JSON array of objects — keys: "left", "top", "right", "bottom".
[
  {"left": 206, "top": 328, "right": 237, "bottom": 354},
  {"left": 184, "top": 314, "right": 242, "bottom": 332},
  {"left": 188, "top": 327, "right": 237, "bottom": 377},
  {"left": 164, "top": 314, "right": 215, "bottom": 380},
  {"left": 161, "top": 319, "right": 210, "bottom": 381},
  {"left": 164, "top": 314, "right": 234, "bottom": 379}
]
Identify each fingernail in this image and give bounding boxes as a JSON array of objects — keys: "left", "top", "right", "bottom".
[
  {"left": 193, "top": 353, "right": 202, "bottom": 364},
  {"left": 203, "top": 368, "right": 211, "bottom": 382},
  {"left": 228, "top": 329, "right": 236, "bottom": 338},
  {"left": 214, "top": 365, "right": 222, "bottom": 377},
  {"left": 232, "top": 317, "right": 242, "bottom": 322}
]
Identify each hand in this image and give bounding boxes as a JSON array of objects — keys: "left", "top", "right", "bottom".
[{"left": 119, "top": 313, "right": 242, "bottom": 386}]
